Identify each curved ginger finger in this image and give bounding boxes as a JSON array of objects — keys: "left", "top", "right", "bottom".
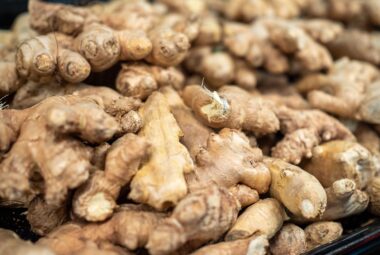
[
  {"left": 73, "top": 134, "right": 150, "bottom": 221},
  {"left": 265, "top": 158, "right": 327, "bottom": 220},
  {"left": 225, "top": 198, "right": 287, "bottom": 241},
  {"left": 270, "top": 224, "right": 307, "bottom": 255},
  {"left": 305, "top": 221, "right": 343, "bottom": 251}
]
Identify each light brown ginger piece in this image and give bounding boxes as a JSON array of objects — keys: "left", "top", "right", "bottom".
[
  {"left": 183, "top": 85, "right": 279, "bottom": 136},
  {"left": 39, "top": 205, "right": 165, "bottom": 254},
  {"left": 28, "top": 0, "right": 98, "bottom": 35},
  {"left": 146, "top": 185, "right": 240, "bottom": 255},
  {"left": 208, "top": 0, "right": 308, "bottom": 21},
  {"left": 264, "top": 18, "right": 332, "bottom": 73},
  {"left": 0, "top": 58, "right": 22, "bottom": 96},
  {"left": 146, "top": 27, "right": 190, "bottom": 67},
  {"left": 129, "top": 92, "right": 193, "bottom": 210},
  {"left": 194, "top": 14, "right": 222, "bottom": 45},
  {"left": 225, "top": 198, "right": 287, "bottom": 241},
  {"left": 228, "top": 184, "right": 260, "bottom": 208},
  {"left": 11, "top": 82, "right": 88, "bottom": 109},
  {"left": 270, "top": 224, "right": 307, "bottom": 255},
  {"left": 222, "top": 21, "right": 289, "bottom": 74},
  {"left": 75, "top": 24, "right": 152, "bottom": 72},
  {"left": 27, "top": 196, "right": 69, "bottom": 236},
  {"left": 321, "top": 179, "right": 369, "bottom": 220},
  {"left": 367, "top": 177, "right": 380, "bottom": 216},
  {"left": 297, "top": 58, "right": 380, "bottom": 121},
  {"left": 0, "top": 228, "right": 55, "bottom": 255},
  {"left": 116, "top": 63, "right": 184, "bottom": 100},
  {"left": 292, "top": 18, "right": 343, "bottom": 44},
  {"left": 16, "top": 33, "right": 91, "bottom": 83},
  {"left": 265, "top": 158, "right": 327, "bottom": 220},
  {"left": 157, "top": 0, "right": 206, "bottom": 15},
  {"left": 73, "top": 134, "right": 150, "bottom": 222},
  {"left": 354, "top": 124, "right": 380, "bottom": 174},
  {"left": 303, "top": 140, "right": 376, "bottom": 189},
  {"left": 155, "top": 13, "right": 200, "bottom": 42},
  {"left": 10, "top": 13, "right": 37, "bottom": 46},
  {"left": 161, "top": 86, "right": 212, "bottom": 160},
  {"left": 191, "top": 234, "right": 269, "bottom": 255},
  {"left": 271, "top": 106, "right": 355, "bottom": 164},
  {"left": 0, "top": 93, "right": 127, "bottom": 206},
  {"left": 304, "top": 221, "right": 343, "bottom": 251},
  {"left": 358, "top": 80, "right": 380, "bottom": 125},
  {"left": 186, "top": 128, "right": 271, "bottom": 194}
]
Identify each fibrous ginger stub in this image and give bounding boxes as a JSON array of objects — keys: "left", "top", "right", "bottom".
[{"left": 129, "top": 92, "right": 194, "bottom": 210}]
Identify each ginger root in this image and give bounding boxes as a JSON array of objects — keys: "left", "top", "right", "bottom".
[
  {"left": 186, "top": 128, "right": 271, "bottom": 194},
  {"left": 0, "top": 228, "right": 55, "bottom": 255},
  {"left": 28, "top": 0, "right": 98, "bottom": 35},
  {"left": 272, "top": 106, "right": 355, "bottom": 164},
  {"left": 265, "top": 158, "right": 327, "bottom": 220},
  {"left": 319, "top": 179, "right": 369, "bottom": 220},
  {"left": 39, "top": 205, "right": 165, "bottom": 254},
  {"left": 270, "top": 224, "right": 307, "bottom": 255},
  {"left": 225, "top": 198, "right": 286, "bottom": 240},
  {"left": 305, "top": 221, "right": 343, "bottom": 251},
  {"left": 303, "top": 140, "right": 375, "bottom": 189},
  {"left": 73, "top": 134, "right": 149, "bottom": 221},
  {"left": 183, "top": 85, "right": 279, "bottom": 136},
  {"left": 147, "top": 185, "right": 240, "bottom": 255},
  {"left": 16, "top": 33, "right": 91, "bottom": 83},
  {"left": 161, "top": 86, "right": 212, "bottom": 160},
  {"left": 129, "top": 92, "right": 194, "bottom": 210},
  {"left": 297, "top": 58, "right": 380, "bottom": 121},
  {"left": 367, "top": 177, "right": 380, "bottom": 216},
  {"left": 75, "top": 24, "right": 152, "bottom": 72},
  {"left": 191, "top": 234, "right": 269, "bottom": 255},
  {"left": 116, "top": 63, "right": 184, "bottom": 100},
  {"left": 0, "top": 87, "right": 139, "bottom": 206}
]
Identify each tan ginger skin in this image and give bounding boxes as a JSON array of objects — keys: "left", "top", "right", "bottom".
[
  {"left": 16, "top": 33, "right": 91, "bottom": 83},
  {"left": 191, "top": 234, "right": 269, "bottom": 255},
  {"left": 367, "top": 177, "right": 380, "bottom": 216},
  {"left": 146, "top": 185, "right": 240, "bottom": 255},
  {"left": 265, "top": 158, "right": 327, "bottom": 220},
  {"left": 0, "top": 59, "right": 21, "bottom": 96},
  {"left": 183, "top": 85, "right": 279, "bottom": 136},
  {"left": 161, "top": 86, "right": 212, "bottom": 160},
  {"left": 225, "top": 198, "right": 287, "bottom": 241},
  {"left": 304, "top": 221, "right": 343, "bottom": 251},
  {"left": 129, "top": 92, "right": 194, "bottom": 211},
  {"left": 272, "top": 106, "right": 355, "bottom": 164},
  {"left": 38, "top": 205, "right": 165, "bottom": 254},
  {"left": 297, "top": 58, "right": 380, "bottom": 122},
  {"left": 186, "top": 128, "right": 271, "bottom": 194},
  {"left": 321, "top": 179, "right": 369, "bottom": 220},
  {"left": 75, "top": 24, "right": 152, "bottom": 72},
  {"left": 73, "top": 134, "right": 149, "bottom": 222},
  {"left": 28, "top": 0, "right": 98, "bottom": 35},
  {"left": 0, "top": 228, "right": 55, "bottom": 255},
  {"left": 223, "top": 20, "right": 291, "bottom": 74},
  {"left": 270, "top": 224, "right": 307, "bottom": 255},
  {"left": 116, "top": 63, "right": 184, "bottom": 100},
  {"left": 303, "top": 140, "right": 376, "bottom": 189},
  {"left": 0, "top": 88, "right": 140, "bottom": 205}
]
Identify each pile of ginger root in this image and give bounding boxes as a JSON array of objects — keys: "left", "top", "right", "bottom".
[{"left": 2, "top": 0, "right": 380, "bottom": 254}]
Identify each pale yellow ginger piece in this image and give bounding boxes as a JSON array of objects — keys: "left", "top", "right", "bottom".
[
  {"left": 129, "top": 92, "right": 194, "bottom": 210},
  {"left": 367, "top": 177, "right": 380, "bottom": 216},
  {"left": 225, "top": 198, "right": 287, "bottom": 241},
  {"left": 265, "top": 158, "right": 327, "bottom": 220}
]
